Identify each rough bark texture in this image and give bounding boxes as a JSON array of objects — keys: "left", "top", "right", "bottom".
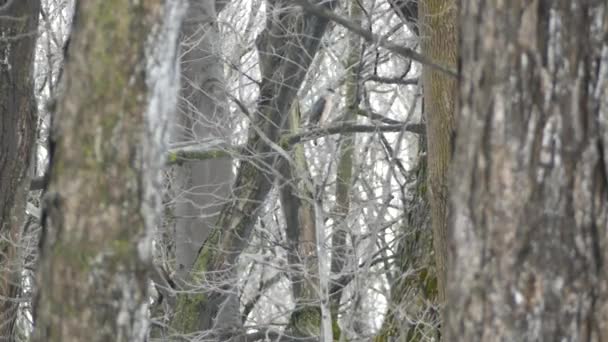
[
  {"left": 33, "top": 1, "right": 166, "bottom": 341},
  {"left": 447, "top": 1, "right": 608, "bottom": 340},
  {"left": 419, "top": 0, "right": 457, "bottom": 304},
  {"left": 170, "top": 0, "right": 337, "bottom": 336},
  {"left": 171, "top": 0, "right": 233, "bottom": 280},
  {"left": 0, "top": 1, "right": 40, "bottom": 339}
]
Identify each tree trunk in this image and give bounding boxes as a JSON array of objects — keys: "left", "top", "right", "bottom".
[
  {"left": 329, "top": 0, "right": 362, "bottom": 323},
  {"left": 280, "top": 102, "right": 337, "bottom": 339},
  {"left": 171, "top": 0, "right": 233, "bottom": 280},
  {"left": 170, "top": 0, "right": 337, "bottom": 336},
  {"left": 419, "top": 0, "right": 457, "bottom": 304},
  {"left": 0, "top": 1, "right": 40, "bottom": 340},
  {"left": 447, "top": 1, "right": 608, "bottom": 340},
  {"left": 32, "top": 1, "right": 183, "bottom": 340}
]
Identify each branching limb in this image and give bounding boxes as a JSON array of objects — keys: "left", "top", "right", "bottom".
[
  {"left": 284, "top": 122, "right": 425, "bottom": 145},
  {"left": 293, "top": 0, "right": 457, "bottom": 77},
  {"left": 241, "top": 272, "right": 283, "bottom": 323},
  {"left": 162, "top": 122, "right": 424, "bottom": 164},
  {"left": 166, "top": 147, "right": 236, "bottom": 165},
  {"left": 354, "top": 108, "right": 409, "bottom": 125}
]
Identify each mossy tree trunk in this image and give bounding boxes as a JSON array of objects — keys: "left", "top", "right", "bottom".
[
  {"left": 32, "top": 1, "right": 177, "bottom": 340},
  {"left": 0, "top": 1, "right": 40, "bottom": 340},
  {"left": 447, "top": 1, "right": 608, "bottom": 340},
  {"left": 419, "top": 0, "right": 457, "bottom": 305}
]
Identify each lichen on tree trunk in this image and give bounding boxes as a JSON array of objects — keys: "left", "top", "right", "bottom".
[
  {"left": 419, "top": 0, "right": 457, "bottom": 305},
  {"left": 32, "top": 1, "right": 173, "bottom": 341}
]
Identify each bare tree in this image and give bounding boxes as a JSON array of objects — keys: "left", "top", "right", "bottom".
[
  {"left": 0, "top": 1, "right": 40, "bottom": 340},
  {"left": 329, "top": 0, "right": 363, "bottom": 324},
  {"left": 170, "top": 0, "right": 234, "bottom": 281},
  {"left": 9, "top": 0, "right": 606, "bottom": 340},
  {"left": 170, "top": 0, "right": 338, "bottom": 337},
  {"left": 13, "top": 0, "right": 450, "bottom": 340},
  {"left": 278, "top": 102, "right": 327, "bottom": 338}
]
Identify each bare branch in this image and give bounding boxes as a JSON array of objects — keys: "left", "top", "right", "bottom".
[
  {"left": 244, "top": 329, "right": 318, "bottom": 342},
  {"left": 241, "top": 273, "right": 283, "bottom": 323},
  {"left": 294, "top": 0, "right": 457, "bottom": 78},
  {"left": 166, "top": 147, "right": 236, "bottom": 165},
  {"left": 0, "top": 0, "right": 15, "bottom": 13},
  {"left": 284, "top": 122, "right": 425, "bottom": 145},
  {"left": 355, "top": 109, "right": 407, "bottom": 125},
  {"left": 165, "top": 122, "right": 424, "bottom": 164},
  {"left": 366, "top": 75, "right": 418, "bottom": 85}
]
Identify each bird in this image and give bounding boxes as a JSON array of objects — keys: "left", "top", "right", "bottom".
[{"left": 307, "top": 88, "right": 335, "bottom": 127}]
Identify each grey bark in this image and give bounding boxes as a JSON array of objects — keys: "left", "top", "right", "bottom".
[
  {"left": 171, "top": 0, "right": 233, "bottom": 279},
  {"left": 0, "top": 0, "right": 40, "bottom": 339},
  {"left": 32, "top": 1, "right": 183, "bottom": 340},
  {"left": 447, "top": 1, "right": 608, "bottom": 340}
]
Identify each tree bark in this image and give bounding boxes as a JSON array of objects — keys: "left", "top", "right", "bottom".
[
  {"left": 329, "top": 0, "right": 362, "bottom": 324},
  {"left": 171, "top": 0, "right": 233, "bottom": 280},
  {"left": 447, "top": 1, "right": 608, "bottom": 340},
  {"left": 419, "top": 0, "right": 457, "bottom": 304},
  {"left": 0, "top": 1, "right": 40, "bottom": 340},
  {"left": 280, "top": 102, "right": 322, "bottom": 338},
  {"left": 32, "top": 1, "right": 181, "bottom": 340}
]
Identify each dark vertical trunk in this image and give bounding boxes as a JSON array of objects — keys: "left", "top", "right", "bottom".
[
  {"left": 0, "top": 1, "right": 40, "bottom": 339},
  {"left": 447, "top": 1, "right": 608, "bottom": 340}
]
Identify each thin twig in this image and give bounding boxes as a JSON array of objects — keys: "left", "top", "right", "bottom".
[
  {"left": 366, "top": 75, "right": 418, "bottom": 85},
  {"left": 356, "top": 109, "right": 407, "bottom": 125},
  {"left": 294, "top": 0, "right": 457, "bottom": 78}
]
